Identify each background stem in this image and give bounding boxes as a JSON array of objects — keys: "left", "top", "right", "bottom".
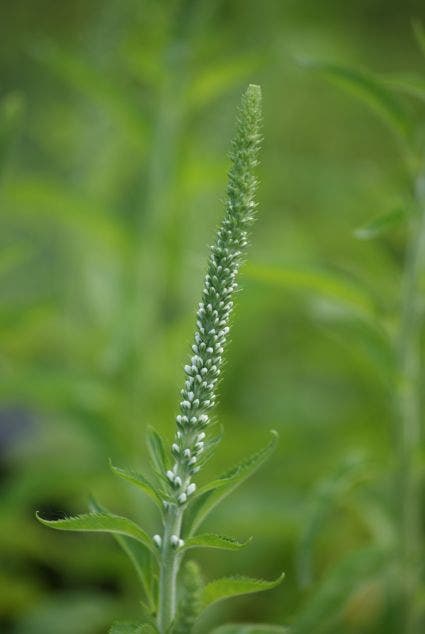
[{"left": 396, "top": 174, "right": 425, "bottom": 634}]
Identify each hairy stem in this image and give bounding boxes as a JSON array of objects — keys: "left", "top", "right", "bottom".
[
  {"left": 396, "top": 175, "right": 425, "bottom": 634},
  {"left": 157, "top": 505, "right": 183, "bottom": 632}
]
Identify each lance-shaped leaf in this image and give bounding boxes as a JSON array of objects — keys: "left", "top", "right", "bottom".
[
  {"left": 110, "top": 462, "right": 164, "bottom": 510},
  {"left": 88, "top": 498, "right": 156, "bottom": 612},
  {"left": 36, "top": 511, "right": 156, "bottom": 554},
  {"left": 300, "top": 59, "right": 411, "bottom": 140},
  {"left": 183, "top": 533, "right": 252, "bottom": 552},
  {"left": 184, "top": 431, "right": 278, "bottom": 536},
  {"left": 210, "top": 625, "right": 289, "bottom": 634},
  {"left": 202, "top": 573, "right": 285, "bottom": 609}
]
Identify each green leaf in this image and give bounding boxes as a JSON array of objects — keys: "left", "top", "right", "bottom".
[
  {"left": 36, "top": 511, "right": 155, "bottom": 554},
  {"left": 109, "top": 623, "right": 157, "bottom": 634},
  {"left": 184, "top": 533, "right": 252, "bottom": 551},
  {"left": 354, "top": 208, "right": 407, "bottom": 240},
  {"left": 146, "top": 426, "right": 170, "bottom": 476},
  {"left": 210, "top": 625, "right": 289, "bottom": 634},
  {"left": 202, "top": 573, "right": 284, "bottom": 609},
  {"left": 184, "top": 431, "right": 278, "bottom": 536},
  {"left": 88, "top": 498, "right": 156, "bottom": 612},
  {"left": 110, "top": 462, "right": 163, "bottom": 510},
  {"left": 244, "top": 263, "right": 376, "bottom": 320},
  {"left": 302, "top": 59, "right": 411, "bottom": 140}
]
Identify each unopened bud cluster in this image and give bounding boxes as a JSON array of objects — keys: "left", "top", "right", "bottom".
[{"left": 163, "top": 85, "right": 262, "bottom": 508}]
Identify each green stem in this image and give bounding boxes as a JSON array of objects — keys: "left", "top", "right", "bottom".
[
  {"left": 396, "top": 176, "right": 425, "bottom": 634},
  {"left": 157, "top": 505, "right": 184, "bottom": 633}
]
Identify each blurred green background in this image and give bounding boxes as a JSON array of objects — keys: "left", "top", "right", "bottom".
[{"left": 1, "top": 1, "right": 425, "bottom": 632}]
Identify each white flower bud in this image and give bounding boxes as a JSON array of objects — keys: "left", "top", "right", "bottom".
[
  {"left": 178, "top": 492, "right": 187, "bottom": 504},
  {"left": 153, "top": 534, "right": 162, "bottom": 548},
  {"left": 187, "top": 483, "right": 196, "bottom": 496}
]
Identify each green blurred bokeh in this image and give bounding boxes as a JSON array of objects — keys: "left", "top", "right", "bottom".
[{"left": 1, "top": 1, "right": 425, "bottom": 632}]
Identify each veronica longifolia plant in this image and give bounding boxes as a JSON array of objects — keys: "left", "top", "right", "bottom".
[{"left": 38, "top": 85, "right": 285, "bottom": 634}]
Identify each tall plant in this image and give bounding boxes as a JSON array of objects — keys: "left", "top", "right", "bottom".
[{"left": 37, "top": 85, "right": 285, "bottom": 634}]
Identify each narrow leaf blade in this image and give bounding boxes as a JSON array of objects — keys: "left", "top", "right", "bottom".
[
  {"left": 184, "top": 533, "right": 252, "bottom": 551},
  {"left": 202, "top": 573, "right": 284, "bottom": 609},
  {"left": 36, "top": 511, "right": 155, "bottom": 554},
  {"left": 110, "top": 462, "right": 163, "bottom": 509},
  {"left": 302, "top": 59, "right": 411, "bottom": 139}
]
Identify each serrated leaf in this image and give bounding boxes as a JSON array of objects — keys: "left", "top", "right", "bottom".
[
  {"left": 184, "top": 533, "right": 252, "bottom": 551},
  {"left": 110, "top": 462, "right": 163, "bottom": 510},
  {"left": 202, "top": 573, "right": 284, "bottom": 609},
  {"left": 244, "top": 263, "right": 376, "bottom": 320},
  {"left": 146, "top": 426, "right": 170, "bottom": 476},
  {"left": 36, "top": 511, "right": 155, "bottom": 554},
  {"left": 302, "top": 59, "right": 411, "bottom": 140},
  {"left": 184, "top": 431, "right": 278, "bottom": 536},
  {"left": 354, "top": 208, "right": 407, "bottom": 240},
  {"left": 88, "top": 498, "right": 156, "bottom": 612},
  {"left": 210, "top": 625, "right": 289, "bottom": 634},
  {"left": 109, "top": 622, "right": 157, "bottom": 634}
]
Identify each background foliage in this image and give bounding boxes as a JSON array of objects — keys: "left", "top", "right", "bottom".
[{"left": 1, "top": 1, "right": 425, "bottom": 632}]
